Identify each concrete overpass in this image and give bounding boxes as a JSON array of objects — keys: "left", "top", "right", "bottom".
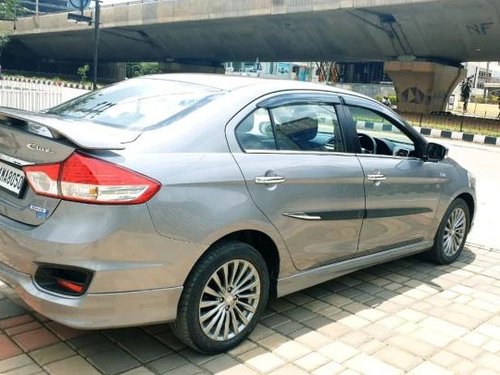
[{"left": 2, "top": 0, "right": 500, "bottom": 113}]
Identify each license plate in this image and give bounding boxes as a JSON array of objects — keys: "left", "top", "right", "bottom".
[{"left": 0, "top": 161, "right": 26, "bottom": 196}]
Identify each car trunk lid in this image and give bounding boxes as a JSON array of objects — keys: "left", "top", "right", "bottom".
[{"left": 0, "top": 107, "right": 138, "bottom": 226}]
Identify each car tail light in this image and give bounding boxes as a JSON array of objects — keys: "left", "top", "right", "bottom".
[{"left": 23, "top": 152, "right": 160, "bottom": 204}]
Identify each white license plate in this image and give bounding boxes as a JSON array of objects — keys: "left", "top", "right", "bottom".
[{"left": 0, "top": 161, "right": 26, "bottom": 196}]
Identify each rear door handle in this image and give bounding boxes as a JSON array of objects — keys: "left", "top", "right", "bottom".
[
  {"left": 255, "top": 176, "right": 286, "bottom": 185},
  {"left": 367, "top": 173, "right": 387, "bottom": 182}
]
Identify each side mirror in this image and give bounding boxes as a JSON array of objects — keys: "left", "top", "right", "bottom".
[{"left": 426, "top": 142, "right": 448, "bottom": 161}]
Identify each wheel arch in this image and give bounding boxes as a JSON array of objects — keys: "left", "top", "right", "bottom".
[
  {"left": 455, "top": 192, "right": 475, "bottom": 226},
  {"left": 185, "top": 229, "right": 284, "bottom": 298}
]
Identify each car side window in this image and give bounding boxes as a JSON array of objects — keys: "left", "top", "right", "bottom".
[
  {"left": 269, "top": 104, "right": 344, "bottom": 152},
  {"left": 235, "top": 108, "right": 277, "bottom": 151},
  {"left": 348, "top": 106, "right": 416, "bottom": 157}
]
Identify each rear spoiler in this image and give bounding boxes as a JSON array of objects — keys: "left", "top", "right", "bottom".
[{"left": 0, "top": 107, "right": 141, "bottom": 150}]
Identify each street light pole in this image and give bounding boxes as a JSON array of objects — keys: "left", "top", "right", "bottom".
[
  {"left": 483, "top": 61, "right": 490, "bottom": 100},
  {"left": 92, "top": 0, "right": 100, "bottom": 90}
]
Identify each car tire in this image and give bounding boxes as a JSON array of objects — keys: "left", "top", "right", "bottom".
[
  {"left": 429, "top": 198, "right": 470, "bottom": 265},
  {"left": 172, "top": 240, "right": 270, "bottom": 354}
]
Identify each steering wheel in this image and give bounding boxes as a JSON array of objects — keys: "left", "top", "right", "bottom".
[
  {"left": 323, "top": 136, "right": 338, "bottom": 152},
  {"left": 358, "top": 133, "right": 377, "bottom": 154}
]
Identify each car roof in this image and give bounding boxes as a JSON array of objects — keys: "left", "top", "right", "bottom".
[{"left": 141, "top": 73, "right": 373, "bottom": 102}]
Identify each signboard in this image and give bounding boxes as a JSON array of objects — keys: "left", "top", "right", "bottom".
[{"left": 67, "top": 0, "right": 90, "bottom": 11}]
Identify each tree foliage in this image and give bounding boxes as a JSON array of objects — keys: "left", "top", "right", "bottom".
[
  {"left": 0, "top": 0, "right": 23, "bottom": 20},
  {"left": 126, "top": 62, "right": 160, "bottom": 78}
]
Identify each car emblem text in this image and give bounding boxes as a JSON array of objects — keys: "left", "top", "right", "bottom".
[{"left": 26, "top": 143, "right": 54, "bottom": 153}]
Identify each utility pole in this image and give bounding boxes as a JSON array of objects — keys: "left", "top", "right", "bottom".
[
  {"left": 483, "top": 61, "right": 490, "bottom": 100},
  {"left": 92, "top": 0, "right": 100, "bottom": 90}
]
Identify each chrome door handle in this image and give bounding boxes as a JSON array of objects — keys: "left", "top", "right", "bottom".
[
  {"left": 367, "top": 174, "right": 387, "bottom": 182},
  {"left": 255, "top": 176, "right": 286, "bottom": 185}
]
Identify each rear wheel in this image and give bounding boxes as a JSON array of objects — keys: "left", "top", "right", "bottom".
[
  {"left": 172, "top": 241, "right": 269, "bottom": 354},
  {"left": 429, "top": 198, "right": 470, "bottom": 265}
]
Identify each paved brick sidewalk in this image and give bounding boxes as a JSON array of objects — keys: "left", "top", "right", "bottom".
[{"left": 1, "top": 244, "right": 499, "bottom": 375}]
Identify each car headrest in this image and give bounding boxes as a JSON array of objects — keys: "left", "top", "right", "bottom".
[{"left": 278, "top": 116, "right": 318, "bottom": 141}]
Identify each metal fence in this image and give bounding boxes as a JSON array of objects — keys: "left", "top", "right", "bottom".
[{"left": 401, "top": 112, "right": 500, "bottom": 137}]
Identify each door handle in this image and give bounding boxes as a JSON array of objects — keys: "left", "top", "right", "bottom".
[
  {"left": 367, "top": 173, "right": 387, "bottom": 182},
  {"left": 255, "top": 176, "right": 286, "bottom": 185}
]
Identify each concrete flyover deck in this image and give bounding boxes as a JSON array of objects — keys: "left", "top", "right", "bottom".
[
  {"left": 2, "top": 0, "right": 500, "bottom": 63},
  {"left": 0, "top": 138, "right": 499, "bottom": 374}
]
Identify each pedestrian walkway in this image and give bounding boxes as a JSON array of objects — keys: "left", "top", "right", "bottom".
[{"left": 1, "top": 244, "right": 499, "bottom": 374}]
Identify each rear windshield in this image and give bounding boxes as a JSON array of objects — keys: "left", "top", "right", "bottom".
[{"left": 46, "top": 78, "right": 221, "bottom": 130}]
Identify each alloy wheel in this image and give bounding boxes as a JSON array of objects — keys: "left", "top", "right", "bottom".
[
  {"left": 199, "top": 259, "right": 261, "bottom": 341},
  {"left": 443, "top": 207, "right": 467, "bottom": 257}
]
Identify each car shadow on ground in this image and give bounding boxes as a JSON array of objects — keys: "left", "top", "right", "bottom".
[{"left": 0, "top": 246, "right": 480, "bottom": 374}]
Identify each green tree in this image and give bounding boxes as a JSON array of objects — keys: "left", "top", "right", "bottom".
[
  {"left": 0, "top": 0, "right": 24, "bottom": 20},
  {"left": 126, "top": 62, "right": 160, "bottom": 78},
  {"left": 77, "top": 64, "right": 90, "bottom": 83}
]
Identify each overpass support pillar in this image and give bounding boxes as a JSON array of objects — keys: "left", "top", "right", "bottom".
[
  {"left": 384, "top": 61, "right": 465, "bottom": 113},
  {"left": 98, "top": 63, "right": 127, "bottom": 83},
  {"left": 158, "top": 61, "right": 224, "bottom": 74}
]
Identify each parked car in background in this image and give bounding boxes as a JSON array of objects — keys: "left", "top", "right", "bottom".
[{"left": 0, "top": 74, "right": 475, "bottom": 353}]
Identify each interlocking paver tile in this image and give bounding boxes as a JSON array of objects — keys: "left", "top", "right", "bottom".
[
  {"left": 200, "top": 354, "right": 241, "bottom": 374},
  {"left": 107, "top": 330, "right": 172, "bottom": 362},
  {"left": 272, "top": 340, "right": 311, "bottom": 361},
  {"left": 318, "top": 341, "right": 358, "bottom": 363},
  {"left": 0, "top": 335, "right": 22, "bottom": 360},
  {"left": 312, "top": 361, "right": 344, "bottom": 375},
  {"left": 0, "top": 355, "right": 35, "bottom": 373},
  {"left": 85, "top": 347, "right": 140, "bottom": 375},
  {"left": 12, "top": 328, "right": 59, "bottom": 352},
  {"left": 294, "top": 352, "right": 329, "bottom": 372},
  {"left": 238, "top": 347, "right": 285, "bottom": 373},
  {"left": 269, "top": 364, "right": 309, "bottom": 375},
  {"left": 408, "top": 361, "right": 453, "bottom": 375},
  {"left": 0, "top": 245, "right": 498, "bottom": 375},
  {"left": 0, "top": 315, "right": 34, "bottom": 329},
  {"left": 345, "top": 353, "right": 400, "bottom": 375},
  {"left": 44, "top": 356, "right": 100, "bottom": 375},
  {"left": 476, "top": 352, "right": 500, "bottom": 372},
  {"left": 292, "top": 330, "right": 332, "bottom": 350},
  {"left": 120, "top": 366, "right": 155, "bottom": 375},
  {"left": 430, "top": 350, "right": 462, "bottom": 368},
  {"left": 30, "top": 343, "right": 76, "bottom": 366},
  {"left": 5, "top": 321, "right": 42, "bottom": 336},
  {"left": 0, "top": 300, "right": 26, "bottom": 320},
  {"left": 45, "top": 322, "right": 85, "bottom": 341},
  {"left": 147, "top": 353, "right": 189, "bottom": 374}
]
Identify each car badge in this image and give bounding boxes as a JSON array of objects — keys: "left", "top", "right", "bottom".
[
  {"left": 29, "top": 204, "right": 49, "bottom": 219},
  {"left": 26, "top": 143, "right": 54, "bottom": 153}
]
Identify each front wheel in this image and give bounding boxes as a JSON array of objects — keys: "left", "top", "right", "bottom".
[
  {"left": 172, "top": 241, "right": 269, "bottom": 354},
  {"left": 429, "top": 198, "right": 470, "bottom": 265}
]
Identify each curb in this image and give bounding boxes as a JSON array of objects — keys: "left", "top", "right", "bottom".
[
  {"left": 413, "top": 126, "right": 500, "bottom": 146},
  {"left": 359, "top": 121, "right": 499, "bottom": 146}
]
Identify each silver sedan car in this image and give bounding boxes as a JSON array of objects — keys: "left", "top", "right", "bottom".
[{"left": 0, "top": 74, "right": 475, "bottom": 353}]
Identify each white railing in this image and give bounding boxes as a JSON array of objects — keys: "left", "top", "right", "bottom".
[{"left": 0, "top": 80, "right": 89, "bottom": 112}]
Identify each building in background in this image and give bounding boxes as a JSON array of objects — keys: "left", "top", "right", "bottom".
[{"left": 462, "top": 62, "right": 500, "bottom": 97}]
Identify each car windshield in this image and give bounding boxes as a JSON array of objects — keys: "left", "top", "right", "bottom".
[{"left": 46, "top": 78, "right": 222, "bottom": 130}]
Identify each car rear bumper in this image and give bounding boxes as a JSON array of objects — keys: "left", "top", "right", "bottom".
[
  {"left": 0, "top": 201, "right": 207, "bottom": 328},
  {"left": 0, "top": 261, "right": 183, "bottom": 329}
]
